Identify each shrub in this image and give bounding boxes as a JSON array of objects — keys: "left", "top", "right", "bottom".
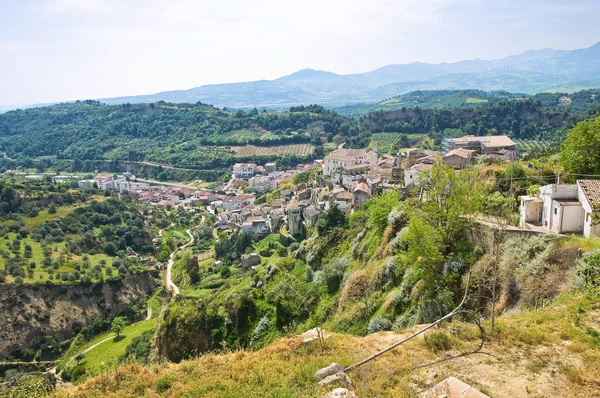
[
  {"left": 425, "top": 332, "right": 451, "bottom": 353},
  {"left": 156, "top": 375, "right": 174, "bottom": 393},
  {"left": 367, "top": 316, "right": 392, "bottom": 334},
  {"left": 250, "top": 316, "right": 270, "bottom": 346}
]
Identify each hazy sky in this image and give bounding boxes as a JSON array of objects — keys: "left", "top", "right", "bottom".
[{"left": 1, "top": 0, "right": 599, "bottom": 106}]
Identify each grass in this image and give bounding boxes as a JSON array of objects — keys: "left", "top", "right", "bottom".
[
  {"left": 465, "top": 97, "right": 488, "bottom": 104},
  {"left": 64, "top": 319, "right": 156, "bottom": 383},
  {"left": 0, "top": 232, "right": 115, "bottom": 284}
]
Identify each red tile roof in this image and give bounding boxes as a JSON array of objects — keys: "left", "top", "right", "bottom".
[{"left": 579, "top": 179, "right": 600, "bottom": 206}]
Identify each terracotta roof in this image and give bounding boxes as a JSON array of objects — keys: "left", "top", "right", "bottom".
[
  {"left": 443, "top": 148, "right": 473, "bottom": 159},
  {"left": 353, "top": 182, "right": 371, "bottom": 194},
  {"left": 410, "top": 163, "right": 434, "bottom": 171},
  {"left": 449, "top": 135, "right": 515, "bottom": 148},
  {"left": 579, "top": 179, "right": 600, "bottom": 206}
]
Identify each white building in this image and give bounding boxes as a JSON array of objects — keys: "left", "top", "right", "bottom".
[
  {"left": 233, "top": 163, "right": 257, "bottom": 179},
  {"left": 519, "top": 180, "right": 600, "bottom": 237},
  {"left": 323, "top": 149, "right": 378, "bottom": 177}
]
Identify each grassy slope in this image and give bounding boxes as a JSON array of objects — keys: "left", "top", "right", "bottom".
[
  {"left": 61, "top": 320, "right": 156, "bottom": 381},
  {"left": 55, "top": 290, "right": 600, "bottom": 397}
]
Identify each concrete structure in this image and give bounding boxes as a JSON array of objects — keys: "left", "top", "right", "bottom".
[
  {"left": 303, "top": 206, "right": 322, "bottom": 226},
  {"left": 232, "top": 163, "right": 257, "bottom": 179},
  {"left": 443, "top": 135, "right": 517, "bottom": 157},
  {"left": 323, "top": 148, "right": 378, "bottom": 177},
  {"left": 578, "top": 179, "right": 600, "bottom": 238},
  {"left": 405, "top": 163, "right": 433, "bottom": 190},
  {"left": 520, "top": 181, "right": 600, "bottom": 237}
]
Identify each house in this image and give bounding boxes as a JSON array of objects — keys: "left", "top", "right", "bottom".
[
  {"left": 353, "top": 182, "right": 372, "bottom": 207},
  {"left": 442, "top": 148, "right": 473, "bottom": 169},
  {"left": 405, "top": 163, "right": 433, "bottom": 190},
  {"left": 241, "top": 253, "right": 261, "bottom": 269},
  {"left": 405, "top": 149, "right": 439, "bottom": 167},
  {"left": 265, "top": 162, "right": 277, "bottom": 173},
  {"left": 578, "top": 179, "right": 600, "bottom": 237},
  {"left": 323, "top": 148, "right": 378, "bottom": 177},
  {"left": 332, "top": 191, "right": 353, "bottom": 213},
  {"left": 303, "top": 206, "right": 322, "bottom": 226},
  {"left": 232, "top": 163, "right": 257, "bottom": 179},
  {"left": 519, "top": 181, "right": 600, "bottom": 237},
  {"left": 443, "top": 135, "right": 517, "bottom": 157}
]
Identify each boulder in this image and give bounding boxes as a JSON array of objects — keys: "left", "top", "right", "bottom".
[
  {"left": 318, "top": 372, "right": 352, "bottom": 388},
  {"left": 314, "top": 362, "right": 343, "bottom": 381}
]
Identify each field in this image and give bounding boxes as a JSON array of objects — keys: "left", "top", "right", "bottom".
[
  {"left": 368, "top": 133, "right": 430, "bottom": 153},
  {"left": 62, "top": 319, "right": 156, "bottom": 382},
  {"left": 230, "top": 144, "right": 315, "bottom": 157},
  {"left": 515, "top": 139, "right": 559, "bottom": 153}
]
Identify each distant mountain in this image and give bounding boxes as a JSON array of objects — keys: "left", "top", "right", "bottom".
[{"left": 23, "top": 42, "right": 600, "bottom": 111}]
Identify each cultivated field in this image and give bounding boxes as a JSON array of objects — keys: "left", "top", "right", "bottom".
[
  {"left": 368, "top": 133, "right": 429, "bottom": 153},
  {"left": 515, "top": 139, "right": 559, "bottom": 152},
  {"left": 230, "top": 144, "right": 315, "bottom": 157}
]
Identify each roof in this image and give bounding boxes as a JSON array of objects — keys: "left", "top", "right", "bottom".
[
  {"left": 443, "top": 148, "right": 473, "bottom": 159},
  {"left": 449, "top": 135, "right": 516, "bottom": 148},
  {"left": 335, "top": 191, "right": 353, "bottom": 200},
  {"left": 326, "top": 148, "right": 377, "bottom": 162},
  {"left": 303, "top": 206, "right": 322, "bottom": 217},
  {"left": 233, "top": 163, "right": 257, "bottom": 168},
  {"left": 353, "top": 182, "right": 371, "bottom": 194},
  {"left": 409, "top": 163, "right": 434, "bottom": 171},
  {"left": 578, "top": 179, "right": 600, "bottom": 206}
]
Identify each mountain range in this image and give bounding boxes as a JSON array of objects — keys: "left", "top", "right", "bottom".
[{"left": 14, "top": 41, "right": 600, "bottom": 111}]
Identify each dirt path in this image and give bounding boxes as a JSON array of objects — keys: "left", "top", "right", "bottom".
[
  {"left": 145, "top": 302, "right": 152, "bottom": 320},
  {"left": 49, "top": 335, "right": 116, "bottom": 377}
]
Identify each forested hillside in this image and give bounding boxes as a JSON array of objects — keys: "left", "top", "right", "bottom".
[
  {"left": 0, "top": 102, "right": 369, "bottom": 174},
  {"left": 361, "top": 91, "right": 600, "bottom": 145}
]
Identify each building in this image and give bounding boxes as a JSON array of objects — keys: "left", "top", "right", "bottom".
[
  {"left": 287, "top": 198, "right": 303, "bottom": 235},
  {"left": 405, "top": 163, "right": 433, "bottom": 190},
  {"left": 265, "top": 162, "right": 277, "bottom": 173},
  {"left": 323, "top": 148, "right": 378, "bottom": 177},
  {"left": 519, "top": 180, "right": 600, "bottom": 237},
  {"left": 303, "top": 206, "right": 322, "bottom": 226},
  {"left": 232, "top": 163, "right": 257, "bottom": 179},
  {"left": 353, "top": 182, "right": 372, "bottom": 207},
  {"left": 442, "top": 148, "right": 474, "bottom": 169},
  {"left": 443, "top": 135, "right": 517, "bottom": 157},
  {"left": 578, "top": 179, "right": 600, "bottom": 237}
]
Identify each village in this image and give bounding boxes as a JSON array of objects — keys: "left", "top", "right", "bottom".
[{"left": 73, "top": 134, "right": 579, "bottom": 242}]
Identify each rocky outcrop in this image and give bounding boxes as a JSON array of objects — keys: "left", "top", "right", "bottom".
[{"left": 0, "top": 272, "right": 158, "bottom": 360}]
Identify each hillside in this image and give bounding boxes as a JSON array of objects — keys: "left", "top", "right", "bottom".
[
  {"left": 52, "top": 290, "right": 600, "bottom": 397},
  {"left": 336, "top": 89, "right": 600, "bottom": 117},
  {"left": 83, "top": 42, "right": 600, "bottom": 109}
]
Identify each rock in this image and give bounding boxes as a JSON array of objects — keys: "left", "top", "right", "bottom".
[
  {"left": 322, "top": 387, "right": 357, "bottom": 398},
  {"left": 314, "top": 362, "right": 343, "bottom": 381},
  {"left": 318, "top": 372, "right": 352, "bottom": 387}
]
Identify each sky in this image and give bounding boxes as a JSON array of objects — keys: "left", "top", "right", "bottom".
[{"left": 1, "top": 0, "right": 599, "bottom": 107}]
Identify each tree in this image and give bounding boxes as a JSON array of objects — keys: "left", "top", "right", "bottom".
[
  {"left": 111, "top": 317, "right": 126, "bottom": 337},
  {"left": 184, "top": 255, "right": 200, "bottom": 285},
  {"left": 75, "top": 353, "right": 86, "bottom": 364},
  {"left": 559, "top": 116, "right": 600, "bottom": 176},
  {"left": 48, "top": 203, "right": 57, "bottom": 214},
  {"left": 316, "top": 206, "right": 347, "bottom": 235}
]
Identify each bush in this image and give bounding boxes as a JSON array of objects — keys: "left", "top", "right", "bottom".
[
  {"left": 425, "top": 332, "right": 451, "bottom": 353},
  {"left": 250, "top": 316, "right": 270, "bottom": 346},
  {"left": 367, "top": 316, "right": 392, "bottom": 334},
  {"left": 156, "top": 375, "right": 174, "bottom": 393}
]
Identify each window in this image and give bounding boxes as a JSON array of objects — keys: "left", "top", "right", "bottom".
[{"left": 554, "top": 207, "right": 558, "bottom": 215}]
